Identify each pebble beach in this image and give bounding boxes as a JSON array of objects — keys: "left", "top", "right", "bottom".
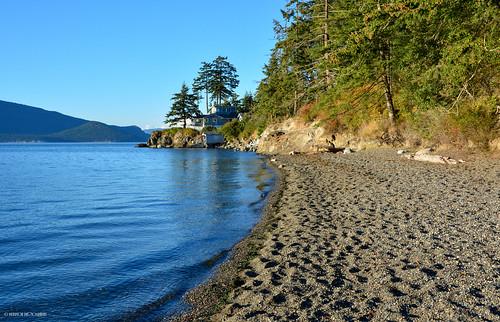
[{"left": 175, "top": 149, "right": 499, "bottom": 321}]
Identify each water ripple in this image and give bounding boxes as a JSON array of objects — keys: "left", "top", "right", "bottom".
[{"left": 0, "top": 144, "right": 275, "bottom": 321}]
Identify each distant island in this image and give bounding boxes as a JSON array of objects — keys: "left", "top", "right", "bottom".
[{"left": 0, "top": 100, "right": 148, "bottom": 142}]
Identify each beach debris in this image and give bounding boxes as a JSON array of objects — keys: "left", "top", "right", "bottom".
[
  {"left": 278, "top": 164, "right": 285, "bottom": 169},
  {"left": 343, "top": 148, "right": 353, "bottom": 154},
  {"left": 289, "top": 151, "right": 300, "bottom": 155},
  {"left": 270, "top": 158, "right": 277, "bottom": 162},
  {"left": 404, "top": 153, "right": 459, "bottom": 165},
  {"left": 397, "top": 149, "right": 407, "bottom": 155},
  {"left": 415, "top": 147, "right": 434, "bottom": 155}
]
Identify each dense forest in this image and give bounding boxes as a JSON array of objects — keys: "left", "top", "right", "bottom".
[{"left": 234, "top": 0, "right": 499, "bottom": 148}]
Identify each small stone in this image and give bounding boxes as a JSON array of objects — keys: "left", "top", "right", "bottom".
[
  {"left": 397, "top": 149, "right": 407, "bottom": 155},
  {"left": 272, "top": 293, "right": 287, "bottom": 304},
  {"left": 278, "top": 164, "right": 285, "bottom": 169},
  {"left": 343, "top": 148, "right": 353, "bottom": 154}
]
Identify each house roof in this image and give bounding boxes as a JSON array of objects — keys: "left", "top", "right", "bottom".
[{"left": 194, "top": 113, "right": 236, "bottom": 120}]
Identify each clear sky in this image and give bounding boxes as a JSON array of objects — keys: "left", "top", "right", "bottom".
[{"left": 0, "top": 0, "right": 286, "bottom": 129}]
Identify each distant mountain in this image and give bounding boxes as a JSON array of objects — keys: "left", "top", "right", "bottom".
[
  {"left": 0, "top": 100, "right": 148, "bottom": 142},
  {"left": 143, "top": 128, "right": 165, "bottom": 134}
]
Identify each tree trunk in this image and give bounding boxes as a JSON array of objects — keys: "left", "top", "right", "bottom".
[
  {"left": 294, "top": 89, "right": 298, "bottom": 115},
  {"left": 183, "top": 118, "right": 187, "bottom": 128},
  {"left": 324, "top": 0, "right": 331, "bottom": 86},
  {"left": 382, "top": 73, "right": 396, "bottom": 124},
  {"left": 380, "top": 43, "right": 396, "bottom": 125},
  {"left": 205, "top": 88, "right": 209, "bottom": 114}
]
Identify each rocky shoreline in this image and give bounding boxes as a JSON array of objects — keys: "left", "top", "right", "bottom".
[{"left": 170, "top": 149, "right": 499, "bottom": 321}]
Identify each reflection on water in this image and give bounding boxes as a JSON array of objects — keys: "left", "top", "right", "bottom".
[{"left": 0, "top": 144, "right": 275, "bottom": 321}]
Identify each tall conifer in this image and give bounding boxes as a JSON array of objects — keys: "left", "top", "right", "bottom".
[{"left": 165, "top": 84, "right": 201, "bottom": 128}]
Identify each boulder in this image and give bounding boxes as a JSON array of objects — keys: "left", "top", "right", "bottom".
[
  {"left": 187, "top": 135, "right": 205, "bottom": 148},
  {"left": 158, "top": 135, "right": 173, "bottom": 147},
  {"left": 147, "top": 131, "right": 163, "bottom": 147}
]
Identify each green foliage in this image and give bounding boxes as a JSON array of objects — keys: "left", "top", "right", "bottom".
[
  {"left": 219, "top": 120, "right": 245, "bottom": 140},
  {"left": 210, "top": 56, "right": 239, "bottom": 105},
  {"left": 165, "top": 84, "right": 201, "bottom": 128},
  {"left": 201, "top": 126, "right": 218, "bottom": 133},
  {"left": 239, "top": 92, "right": 255, "bottom": 114},
  {"left": 160, "top": 128, "right": 180, "bottom": 136},
  {"left": 192, "top": 56, "right": 240, "bottom": 108},
  {"left": 246, "top": 0, "right": 499, "bottom": 147},
  {"left": 192, "top": 61, "right": 212, "bottom": 113},
  {"left": 227, "top": 92, "right": 241, "bottom": 109},
  {"left": 450, "top": 98, "right": 498, "bottom": 148},
  {"left": 241, "top": 114, "right": 268, "bottom": 138},
  {"left": 161, "top": 127, "right": 199, "bottom": 138}
]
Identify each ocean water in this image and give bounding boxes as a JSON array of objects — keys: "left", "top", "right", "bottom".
[{"left": 0, "top": 144, "right": 275, "bottom": 321}]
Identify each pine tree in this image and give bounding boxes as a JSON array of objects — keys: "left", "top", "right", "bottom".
[
  {"left": 192, "top": 62, "right": 212, "bottom": 114},
  {"left": 240, "top": 92, "right": 255, "bottom": 114},
  {"left": 248, "top": 0, "right": 498, "bottom": 140},
  {"left": 208, "top": 56, "right": 240, "bottom": 106},
  {"left": 229, "top": 93, "right": 241, "bottom": 109},
  {"left": 165, "top": 84, "right": 201, "bottom": 128}
]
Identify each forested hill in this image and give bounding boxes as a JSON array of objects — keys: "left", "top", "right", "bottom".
[
  {"left": 0, "top": 100, "right": 148, "bottom": 142},
  {"left": 237, "top": 0, "right": 499, "bottom": 149}
]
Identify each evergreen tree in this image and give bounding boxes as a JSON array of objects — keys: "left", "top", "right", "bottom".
[
  {"left": 251, "top": 0, "right": 498, "bottom": 130},
  {"left": 192, "top": 62, "right": 212, "bottom": 114},
  {"left": 165, "top": 84, "right": 201, "bottom": 128},
  {"left": 208, "top": 56, "right": 240, "bottom": 106},
  {"left": 229, "top": 93, "right": 241, "bottom": 109},
  {"left": 240, "top": 92, "right": 255, "bottom": 114}
]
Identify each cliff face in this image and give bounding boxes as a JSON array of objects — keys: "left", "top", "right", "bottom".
[
  {"left": 146, "top": 129, "right": 205, "bottom": 148},
  {"left": 256, "top": 119, "right": 329, "bottom": 154},
  {"left": 255, "top": 118, "right": 385, "bottom": 155},
  {"left": 145, "top": 117, "right": 500, "bottom": 154},
  {"left": 143, "top": 119, "right": 383, "bottom": 154},
  {"left": 254, "top": 119, "right": 500, "bottom": 155}
]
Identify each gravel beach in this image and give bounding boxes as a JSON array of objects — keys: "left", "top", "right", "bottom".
[{"left": 176, "top": 149, "right": 499, "bottom": 321}]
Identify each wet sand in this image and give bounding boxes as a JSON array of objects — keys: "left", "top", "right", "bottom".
[{"left": 174, "top": 149, "right": 499, "bottom": 321}]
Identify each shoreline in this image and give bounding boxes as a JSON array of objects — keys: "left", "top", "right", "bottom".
[
  {"left": 170, "top": 148, "right": 499, "bottom": 321},
  {"left": 170, "top": 159, "right": 286, "bottom": 321}
]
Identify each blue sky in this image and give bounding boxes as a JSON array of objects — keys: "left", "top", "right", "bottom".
[{"left": 0, "top": 0, "right": 286, "bottom": 129}]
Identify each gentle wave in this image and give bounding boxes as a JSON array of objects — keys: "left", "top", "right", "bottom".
[{"left": 0, "top": 144, "right": 275, "bottom": 321}]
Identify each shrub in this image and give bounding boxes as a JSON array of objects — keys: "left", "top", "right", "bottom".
[
  {"left": 450, "top": 98, "right": 498, "bottom": 149},
  {"left": 219, "top": 120, "right": 244, "bottom": 140},
  {"left": 162, "top": 127, "right": 199, "bottom": 137},
  {"left": 201, "top": 126, "right": 218, "bottom": 133}
]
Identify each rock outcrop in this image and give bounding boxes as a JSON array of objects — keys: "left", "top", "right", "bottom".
[
  {"left": 220, "top": 118, "right": 381, "bottom": 155},
  {"left": 255, "top": 118, "right": 365, "bottom": 155},
  {"left": 144, "top": 129, "right": 205, "bottom": 149},
  {"left": 256, "top": 119, "right": 330, "bottom": 154},
  {"left": 223, "top": 139, "right": 259, "bottom": 152}
]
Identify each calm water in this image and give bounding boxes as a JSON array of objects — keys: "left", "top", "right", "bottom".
[{"left": 0, "top": 144, "right": 275, "bottom": 321}]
